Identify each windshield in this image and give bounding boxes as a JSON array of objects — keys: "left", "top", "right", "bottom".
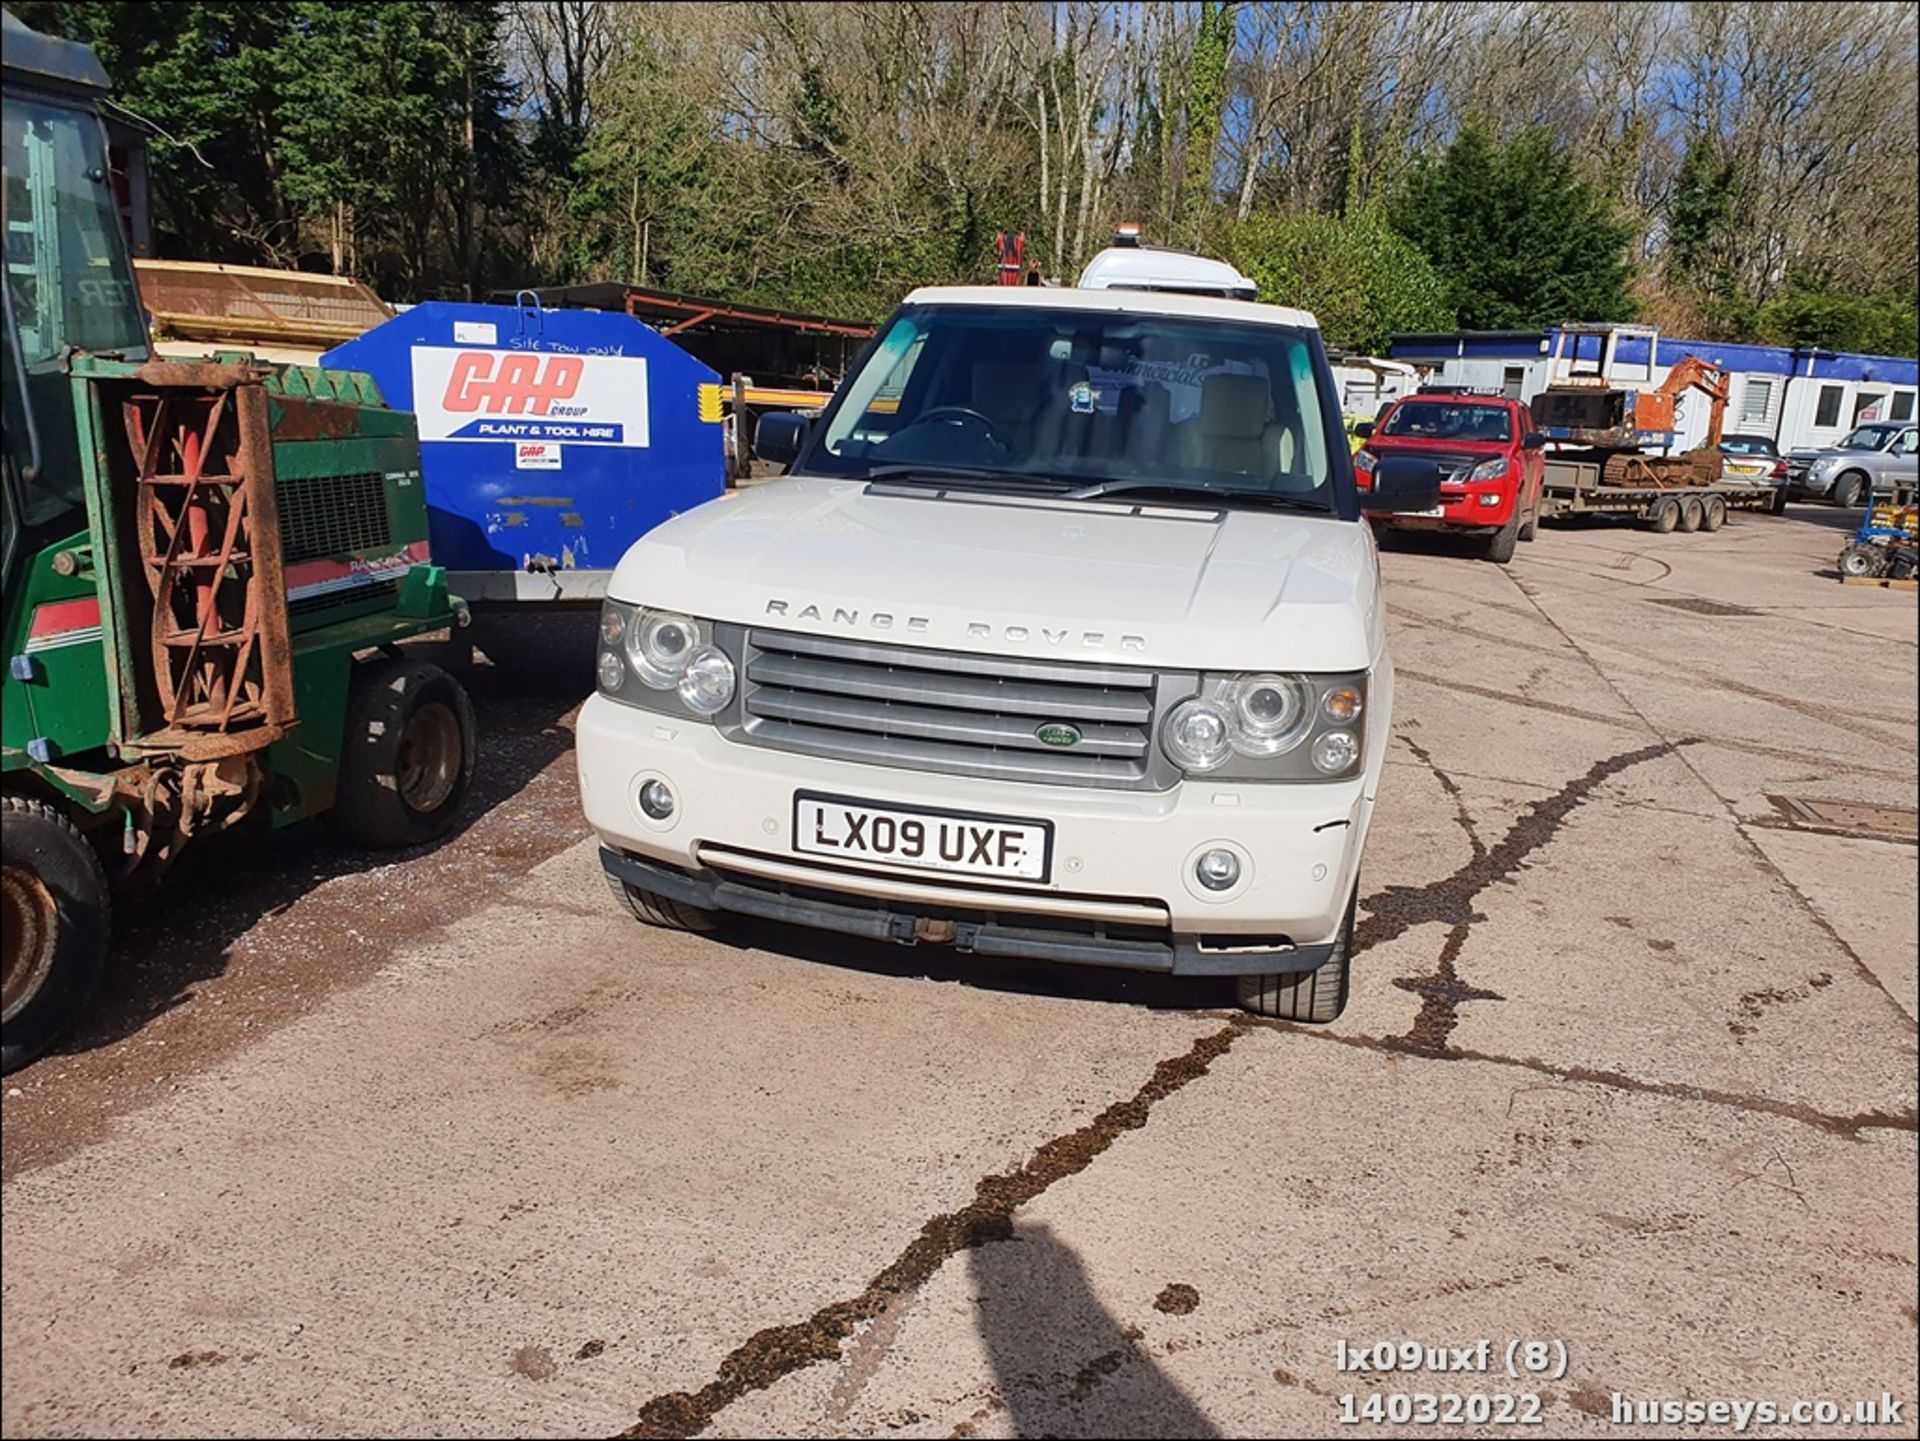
[
  {"left": 807, "top": 303, "right": 1337, "bottom": 504},
  {"left": 1837, "top": 426, "right": 1897, "bottom": 451},
  {"left": 1378, "top": 400, "right": 1511, "bottom": 443},
  {"left": 2, "top": 91, "right": 148, "bottom": 365}
]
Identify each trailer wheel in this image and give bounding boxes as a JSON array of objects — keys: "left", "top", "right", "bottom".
[
  {"left": 1237, "top": 887, "right": 1355, "bottom": 1024},
  {"left": 605, "top": 873, "right": 722, "bottom": 933},
  {"left": 333, "top": 659, "right": 477, "bottom": 849},
  {"left": 1701, "top": 495, "right": 1728, "bottom": 532},
  {"left": 1645, "top": 496, "right": 1680, "bottom": 533},
  {"left": 1839, "top": 542, "right": 1885, "bottom": 578},
  {"left": 1677, "top": 497, "right": 1704, "bottom": 532},
  {"left": 2, "top": 797, "right": 111, "bottom": 1074}
]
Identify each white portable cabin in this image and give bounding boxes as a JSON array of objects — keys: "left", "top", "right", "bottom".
[{"left": 1387, "top": 328, "right": 1918, "bottom": 455}]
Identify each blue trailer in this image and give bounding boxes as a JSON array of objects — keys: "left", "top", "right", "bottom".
[{"left": 324, "top": 297, "right": 725, "bottom": 604}]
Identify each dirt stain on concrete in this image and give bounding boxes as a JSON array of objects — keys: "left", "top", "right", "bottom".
[
  {"left": 614, "top": 1021, "right": 1248, "bottom": 1438},
  {"left": 511, "top": 1346, "right": 557, "bottom": 1382},
  {"left": 1153, "top": 1283, "right": 1200, "bottom": 1316}
]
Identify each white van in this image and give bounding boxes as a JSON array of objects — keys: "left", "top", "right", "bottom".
[{"left": 576, "top": 278, "right": 1442, "bottom": 1019}]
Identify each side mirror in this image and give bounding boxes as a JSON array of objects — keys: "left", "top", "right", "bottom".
[
  {"left": 753, "top": 412, "right": 810, "bottom": 467},
  {"left": 1366, "top": 456, "right": 1444, "bottom": 512},
  {"left": 1522, "top": 431, "right": 1548, "bottom": 450},
  {"left": 1351, "top": 421, "right": 1374, "bottom": 440}
]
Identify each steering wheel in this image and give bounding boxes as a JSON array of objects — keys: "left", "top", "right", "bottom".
[{"left": 912, "top": 405, "right": 1012, "bottom": 452}]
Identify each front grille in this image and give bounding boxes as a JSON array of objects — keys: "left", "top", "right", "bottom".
[
  {"left": 276, "top": 471, "right": 392, "bottom": 564},
  {"left": 289, "top": 578, "right": 397, "bottom": 620},
  {"left": 733, "top": 629, "right": 1187, "bottom": 789}
]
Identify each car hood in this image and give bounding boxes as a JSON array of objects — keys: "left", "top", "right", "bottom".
[{"left": 607, "top": 477, "right": 1384, "bottom": 672}]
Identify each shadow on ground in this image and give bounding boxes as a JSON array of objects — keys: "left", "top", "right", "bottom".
[
  {"left": 969, "top": 1221, "right": 1220, "bottom": 1438},
  {"left": 43, "top": 615, "right": 594, "bottom": 1066}
]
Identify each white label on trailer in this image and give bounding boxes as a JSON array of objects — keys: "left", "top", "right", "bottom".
[
  {"left": 410, "top": 347, "right": 650, "bottom": 447},
  {"left": 452, "top": 321, "right": 498, "bottom": 345},
  {"left": 514, "top": 442, "right": 563, "bottom": 470}
]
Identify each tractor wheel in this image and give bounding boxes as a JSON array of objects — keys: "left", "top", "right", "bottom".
[
  {"left": 1677, "top": 497, "right": 1705, "bottom": 533},
  {"left": 1701, "top": 496, "right": 1728, "bottom": 532},
  {"left": 333, "top": 659, "right": 478, "bottom": 849},
  {"left": 2, "top": 796, "right": 111, "bottom": 1074},
  {"left": 1838, "top": 543, "right": 1886, "bottom": 579},
  {"left": 1645, "top": 497, "right": 1680, "bottom": 533}
]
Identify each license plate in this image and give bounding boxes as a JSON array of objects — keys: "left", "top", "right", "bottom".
[{"left": 793, "top": 793, "right": 1052, "bottom": 882}]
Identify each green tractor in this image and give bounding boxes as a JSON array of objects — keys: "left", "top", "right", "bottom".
[{"left": 2, "top": 14, "right": 477, "bottom": 1071}]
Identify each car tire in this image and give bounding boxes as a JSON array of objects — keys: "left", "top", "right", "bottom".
[
  {"left": 1481, "top": 509, "right": 1521, "bottom": 564},
  {"left": 332, "top": 659, "right": 477, "bottom": 849},
  {"left": 604, "top": 873, "right": 722, "bottom": 933},
  {"left": 1768, "top": 486, "right": 1789, "bottom": 515},
  {"left": 1701, "top": 495, "right": 1728, "bottom": 531},
  {"left": 1237, "top": 888, "right": 1355, "bottom": 1023},
  {"left": 1832, "top": 472, "right": 1868, "bottom": 509},
  {"left": 1677, "top": 497, "right": 1704, "bottom": 532},
  {"left": 1645, "top": 496, "right": 1680, "bottom": 533},
  {"left": 2, "top": 796, "right": 112, "bottom": 1075}
]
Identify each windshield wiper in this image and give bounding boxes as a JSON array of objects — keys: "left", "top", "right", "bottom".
[
  {"left": 1058, "top": 478, "right": 1331, "bottom": 513},
  {"left": 864, "top": 463, "right": 1067, "bottom": 489}
]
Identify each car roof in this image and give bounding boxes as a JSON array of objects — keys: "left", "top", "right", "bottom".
[{"left": 899, "top": 284, "right": 1319, "bottom": 332}]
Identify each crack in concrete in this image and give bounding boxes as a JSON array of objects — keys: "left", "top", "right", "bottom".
[
  {"left": 1357, "top": 738, "right": 1678, "bottom": 1055},
  {"left": 613, "top": 1020, "right": 1249, "bottom": 1439},
  {"left": 1238, "top": 1018, "right": 1917, "bottom": 1139},
  {"left": 1500, "top": 570, "right": 1917, "bottom": 1034}
]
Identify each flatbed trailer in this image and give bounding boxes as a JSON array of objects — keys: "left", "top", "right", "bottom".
[{"left": 1540, "top": 452, "right": 1778, "bottom": 534}]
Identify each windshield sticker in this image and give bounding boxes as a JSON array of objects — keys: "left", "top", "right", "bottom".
[{"left": 1070, "top": 381, "right": 1098, "bottom": 414}]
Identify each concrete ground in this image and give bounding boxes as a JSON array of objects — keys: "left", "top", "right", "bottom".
[{"left": 3, "top": 503, "right": 1915, "bottom": 1439}]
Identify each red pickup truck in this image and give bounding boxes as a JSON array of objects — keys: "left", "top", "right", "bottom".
[{"left": 1354, "top": 392, "right": 1546, "bottom": 564}]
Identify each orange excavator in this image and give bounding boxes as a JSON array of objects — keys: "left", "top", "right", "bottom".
[{"left": 1529, "top": 325, "right": 1731, "bottom": 486}]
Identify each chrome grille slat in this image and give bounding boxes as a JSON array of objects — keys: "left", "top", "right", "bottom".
[
  {"left": 747, "top": 688, "right": 1148, "bottom": 756},
  {"left": 745, "top": 718, "right": 1153, "bottom": 787},
  {"left": 751, "top": 628, "right": 1155, "bottom": 688},
  {"left": 745, "top": 653, "right": 1154, "bottom": 723},
  {"left": 731, "top": 627, "right": 1186, "bottom": 791}
]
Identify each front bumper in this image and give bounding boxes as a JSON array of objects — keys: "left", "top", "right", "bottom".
[
  {"left": 577, "top": 693, "right": 1372, "bottom": 977},
  {"left": 1366, "top": 486, "right": 1519, "bottom": 531}
]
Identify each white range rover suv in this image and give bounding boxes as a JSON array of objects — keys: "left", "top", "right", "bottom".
[{"left": 577, "top": 278, "right": 1440, "bottom": 1019}]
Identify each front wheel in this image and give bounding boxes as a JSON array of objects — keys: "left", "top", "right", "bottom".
[
  {"left": 1480, "top": 509, "right": 1520, "bottom": 564},
  {"left": 1237, "top": 888, "right": 1356, "bottom": 1023},
  {"left": 605, "top": 874, "right": 722, "bottom": 933},
  {"left": 2, "top": 797, "right": 111, "bottom": 1074},
  {"left": 332, "top": 659, "right": 478, "bottom": 849},
  {"left": 1832, "top": 472, "right": 1867, "bottom": 509}
]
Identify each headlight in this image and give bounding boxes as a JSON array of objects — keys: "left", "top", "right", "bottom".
[
  {"left": 1228, "top": 674, "right": 1313, "bottom": 756},
  {"left": 1162, "top": 673, "right": 1368, "bottom": 780},
  {"left": 627, "top": 609, "right": 701, "bottom": 688},
  {"left": 599, "top": 602, "right": 734, "bottom": 718},
  {"left": 1467, "top": 457, "right": 1509, "bottom": 481},
  {"left": 677, "top": 645, "right": 736, "bottom": 714},
  {"left": 1162, "top": 697, "right": 1233, "bottom": 772}
]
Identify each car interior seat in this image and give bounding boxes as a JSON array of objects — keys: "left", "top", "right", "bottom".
[{"left": 1176, "top": 373, "right": 1296, "bottom": 483}]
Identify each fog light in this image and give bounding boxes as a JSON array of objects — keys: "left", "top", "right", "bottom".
[
  {"left": 597, "top": 650, "right": 625, "bottom": 692},
  {"left": 638, "top": 779, "right": 676, "bottom": 820},
  {"left": 1195, "top": 848, "right": 1241, "bottom": 891},
  {"left": 1311, "top": 730, "right": 1360, "bottom": 774},
  {"left": 1478, "top": 493, "right": 1501, "bottom": 507}
]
